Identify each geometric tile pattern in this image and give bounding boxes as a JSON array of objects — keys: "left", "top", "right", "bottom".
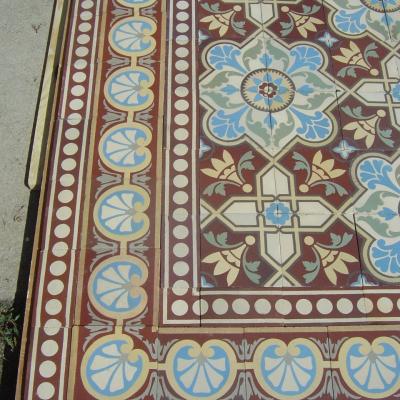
[{"left": 18, "top": 0, "right": 400, "bottom": 399}]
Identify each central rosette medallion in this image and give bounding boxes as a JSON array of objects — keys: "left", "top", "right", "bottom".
[
  {"left": 241, "top": 68, "right": 295, "bottom": 112},
  {"left": 360, "top": 0, "right": 400, "bottom": 12},
  {"left": 200, "top": 33, "right": 340, "bottom": 155}
]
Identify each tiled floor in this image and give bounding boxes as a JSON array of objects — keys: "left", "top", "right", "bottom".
[{"left": 18, "top": 0, "right": 400, "bottom": 399}]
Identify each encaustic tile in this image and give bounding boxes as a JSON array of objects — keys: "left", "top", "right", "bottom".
[
  {"left": 328, "top": 326, "right": 400, "bottom": 399},
  {"left": 71, "top": 325, "right": 160, "bottom": 399},
  {"left": 245, "top": 327, "right": 334, "bottom": 399},
  {"left": 74, "top": 249, "right": 160, "bottom": 328},
  {"left": 197, "top": 0, "right": 266, "bottom": 43},
  {"left": 19, "top": 0, "right": 400, "bottom": 398},
  {"left": 157, "top": 328, "right": 247, "bottom": 399},
  {"left": 334, "top": 81, "right": 400, "bottom": 151},
  {"left": 355, "top": 207, "right": 400, "bottom": 289},
  {"left": 22, "top": 326, "right": 72, "bottom": 400}
]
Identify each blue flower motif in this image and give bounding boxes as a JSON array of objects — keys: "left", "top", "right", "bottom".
[
  {"left": 110, "top": 17, "right": 155, "bottom": 55},
  {"left": 351, "top": 156, "right": 400, "bottom": 281},
  {"left": 255, "top": 340, "right": 322, "bottom": 398},
  {"left": 318, "top": 32, "right": 339, "bottom": 48},
  {"left": 95, "top": 186, "right": 149, "bottom": 240},
  {"left": 325, "top": 0, "right": 394, "bottom": 42},
  {"left": 83, "top": 336, "right": 148, "bottom": 398},
  {"left": 342, "top": 337, "right": 400, "bottom": 397},
  {"left": 98, "top": 190, "right": 146, "bottom": 235},
  {"left": 371, "top": 240, "right": 400, "bottom": 277},
  {"left": 265, "top": 202, "right": 291, "bottom": 226},
  {"left": 100, "top": 124, "right": 151, "bottom": 172},
  {"left": 208, "top": 44, "right": 247, "bottom": 73},
  {"left": 359, "top": 158, "right": 400, "bottom": 194},
  {"left": 106, "top": 68, "right": 153, "bottom": 110},
  {"left": 288, "top": 45, "right": 323, "bottom": 73},
  {"left": 210, "top": 107, "right": 247, "bottom": 140},
  {"left": 89, "top": 257, "right": 147, "bottom": 318},
  {"left": 169, "top": 341, "right": 233, "bottom": 398},
  {"left": 333, "top": 139, "right": 358, "bottom": 159},
  {"left": 335, "top": 7, "right": 368, "bottom": 34},
  {"left": 290, "top": 110, "right": 331, "bottom": 140}
]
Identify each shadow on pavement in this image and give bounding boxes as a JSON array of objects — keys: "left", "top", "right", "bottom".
[{"left": 0, "top": 190, "right": 39, "bottom": 398}]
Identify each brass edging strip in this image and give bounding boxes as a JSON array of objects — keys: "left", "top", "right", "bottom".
[
  {"left": 16, "top": 1, "right": 71, "bottom": 398},
  {"left": 27, "top": 0, "right": 69, "bottom": 190}
]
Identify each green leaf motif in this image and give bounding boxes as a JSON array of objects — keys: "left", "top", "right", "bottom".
[
  {"left": 364, "top": 42, "right": 378, "bottom": 63},
  {"left": 341, "top": 105, "right": 367, "bottom": 119},
  {"left": 202, "top": 71, "right": 237, "bottom": 90},
  {"left": 328, "top": 232, "right": 352, "bottom": 248},
  {"left": 204, "top": 231, "right": 240, "bottom": 249},
  {"left": 302, "top": 249, "right": 321, "bottom": 283},
  {"left": 243, "top": 248, "right": 261, "bottom": 284},
  {"left": 203, "top": 182, "right": 228, "bottom": 196},
  {"left": 395, "top": 164, "right": 400, "bottom": 183},
  {"left": 358, "top": 215, "right": 396, "bottom": 238},
  {"left": 231, "top": 17, "right": 246, "bottom": 36},
  {"left": 280, "top": 20, "right": 294, "bottom": 37},
  {"left": 266, "top": 41, "right": 290, "bottom": 69},
  {"left": 376, "top": 123, "right": 394, "bottom": 147},
  {"left": 292, "top": 152, "right": 311, "bottom": 179},
  {"left": 356, "top": 191, "right": 391, "bottom": 214},
  {"left": 203, "top": 90, "right": 241, "bottom": 109},
  {"left": 337, "top": 66, "right": 358, "bottom": 78},
  {"left": 201, "top": 2, "right": 221, "bottom": 12},
  {"left": 216, "top": 232, "right": 228, "bottom": 246},
  {"left": 314, "top": 181, "right": 348, "bottom": 197},
  {"left": 242, "top": 38, "right": 263, "bottom": 70},
  {"left": 238, "top": 151, "right": 255, "bottom": 180}
]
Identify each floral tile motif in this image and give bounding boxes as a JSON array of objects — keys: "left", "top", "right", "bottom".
[
  {"left": 328, "top": 327, "right": 400, "bottom": 399},
  {"left": 245, "top": 328, "right": 332, "bottom": 399},
  {"left": 323, "top": 0, "right": 394, "bottom": 45},
  {"left": 263, "top": 0, "right": 330, "bottom": 41},
  {"left": 18, "top": 0, "right": 400, "bottom": 399},
  {"left": 337, "top": 97, "right": 400, "bottom": 152},
  {"left": 200, "top": 34, "right": 340, "bottom": 154},
  {"left": 345, "top": 152, "right": 400, "bottom": 287},
  {"left": 198, "top": 0, "right": 264, "bottom": 41}
]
